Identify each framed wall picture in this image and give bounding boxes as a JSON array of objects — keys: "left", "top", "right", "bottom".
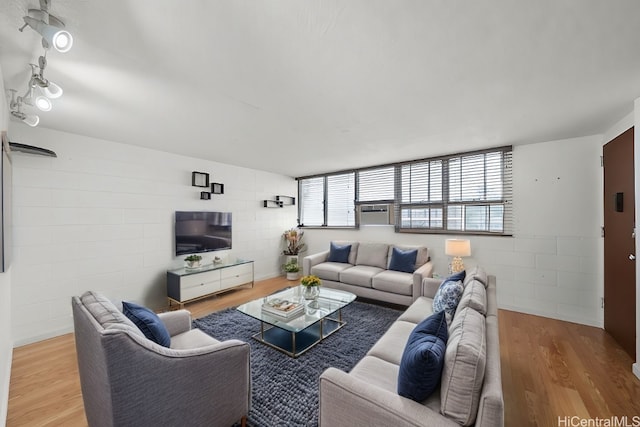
[
  {"left": 211, "top": 183, "right": 224, "bottom": 194},
  {"left": 192, "top": 171, "right": 210, "bottom": 187}
]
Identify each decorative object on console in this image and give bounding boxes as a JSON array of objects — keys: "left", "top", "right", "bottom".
[
  {"left": 211, "top": 182, "right": 224, "bottom": 194},
  {"left": 184, "top": 254, "right": 202, "bottom": 269},
  {"left": 191, "top": 171, "right": 210, "bottom": 187},
  {"left": 445, "top": 239, "right": 471, "bottom": 273},
  {"left": 200, "top": 191, "right": 211, "bottom": 200}
]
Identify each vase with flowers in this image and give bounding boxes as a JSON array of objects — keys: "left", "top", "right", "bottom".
[{"left": 300, "top": 274, "right": 321, "bottom": 301}]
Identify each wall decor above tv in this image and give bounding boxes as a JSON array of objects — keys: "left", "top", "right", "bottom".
[{"left": 175, "top": 211, "right": 232, "bottom": 256}]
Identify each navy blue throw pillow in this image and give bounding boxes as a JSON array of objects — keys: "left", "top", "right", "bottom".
[
  {"left": 327, "top": 242, "right": 351, "bottom": 263},
  {"left": 397, "top": 310, "right": 448, "bottom": 402},
  {"left": 122, "top": 301, "right": 171, "bottom": 347},
  {"left": 389, "top": 247, "right": 418, "bottom": 273}
]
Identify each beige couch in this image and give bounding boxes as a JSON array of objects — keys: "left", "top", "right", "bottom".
[
  {"left": 319, "top": 267, "right": 503, "bottom": 427},
  {"left": 303, "top": 241, "right": 434, "bottom": 306}
]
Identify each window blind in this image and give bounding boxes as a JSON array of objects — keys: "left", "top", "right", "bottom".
[
  {"left": 327, "top": 173, "right": 355, "bottom": 226},
  {"left": 299, "top": 177, "right": 324, "bottom": 226},
  {"left": 297, "top": 146, "right": 512, "bottom": 235}
]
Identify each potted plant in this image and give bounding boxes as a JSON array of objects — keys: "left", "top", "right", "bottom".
[
  {"left": 300, "top": 274, "right": 321, "bottom": 300},
  {"left": 184, "top": 254, "right": 202, "bottom": 269},
  {"left": 283, "top": 260, "right": 300, "bottom": 280}
]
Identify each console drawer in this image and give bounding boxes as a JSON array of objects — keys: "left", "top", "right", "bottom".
[{"left": 181, "top": 270, "right": 220, "bottom": 289}]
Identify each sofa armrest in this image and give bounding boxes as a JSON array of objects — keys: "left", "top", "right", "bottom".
[
  {"left": 422, "top": 277, "right": 442, "bottom": 299},
  {"left": 303, "top": 250, "right": 330, "bottom": 276},
  {"left": 158, "top": 309, "right": 192, "bottom": 336},
  {"left": 319, "top": 368, "right": 458, "bottom": 427},
  {"left": 412, "top": 261, "right": 434, "bottom": 301}
]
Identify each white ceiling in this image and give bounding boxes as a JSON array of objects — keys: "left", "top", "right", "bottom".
[{"left": 1, "top": 1, "right": 640, "bottom": 177}]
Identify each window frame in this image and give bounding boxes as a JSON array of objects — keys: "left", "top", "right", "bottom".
[{"left": 297, "top": 145, "right": 512, "bottom": 235}]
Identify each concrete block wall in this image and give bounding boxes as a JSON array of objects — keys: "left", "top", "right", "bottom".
[
  {"left": 9, "top": 125, "right": 297, "bottom": 346},
  {"left": 304, "top": 135, "right": 605, "bottom": 328}
]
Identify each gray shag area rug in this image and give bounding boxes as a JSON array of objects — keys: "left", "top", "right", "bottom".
[{"left": 193, "top": 300, "right": 401, "bottom": 427}]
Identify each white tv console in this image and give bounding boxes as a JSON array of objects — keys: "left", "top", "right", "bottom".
[{"left": 167, "top": 259, "right": 254, "bottom": 309}]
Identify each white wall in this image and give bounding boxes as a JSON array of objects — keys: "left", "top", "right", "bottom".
[
  {"left": 304, "top": 135, "right": 604, "bottom": 327},
  {"left": 9, "top": 126, "right": 297, "bottom": 346},
  {"left": 0, "top": 64, "right": 12, "bottom": 427}
]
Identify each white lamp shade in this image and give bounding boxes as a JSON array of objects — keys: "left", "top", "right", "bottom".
[{"left": 445, "top": 239, "right": 471, "bottom": 257}]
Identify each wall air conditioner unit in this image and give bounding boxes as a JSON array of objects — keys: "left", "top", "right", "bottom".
[{"left": 359, "top": 204, "right": 391, "bottom": 225}]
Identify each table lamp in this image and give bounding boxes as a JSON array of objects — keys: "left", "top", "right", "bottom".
[{"left": 445, "top": 239, "right": 471, "bottom": 274}]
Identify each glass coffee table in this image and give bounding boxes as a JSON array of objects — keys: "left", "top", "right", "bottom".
[{"left": 237, "top": 287, "right": 356, "bottom": 358}]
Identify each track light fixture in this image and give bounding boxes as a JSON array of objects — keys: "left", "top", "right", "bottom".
[
  {"left": 8, "top": 90, "right": 40, "bottom": 127},
  {"left": 9, "top": 0, "right": 73, "bottom": 127},
  {"left": 19, "top": 0, "right": 73, "bottom": 53}
]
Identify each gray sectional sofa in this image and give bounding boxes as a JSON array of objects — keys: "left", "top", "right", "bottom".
[
  {"left": 303, "top": 241, "right": 434, "bottom": 306},
  {"left": 319, "top": 267, "right": 503, "bottom": 427}
]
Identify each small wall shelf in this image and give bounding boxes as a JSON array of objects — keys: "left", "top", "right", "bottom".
[
  {"left": 263, "top": 200, "right": 284, "bottom": 208},
  {"left": 276, "top": 195, "right": 295, "bottom": 206}
]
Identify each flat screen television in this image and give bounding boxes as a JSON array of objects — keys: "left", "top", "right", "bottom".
[{"left": 175, "top": 211, "right": 232, "bottom": 256}]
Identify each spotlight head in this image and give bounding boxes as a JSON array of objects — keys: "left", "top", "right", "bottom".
[
  {"left": 42, "top": 81, "right": 63, "bottom": 98},
  {"left": 10, "top": 110, "right": 40, "bottom": 127},
  {"left": 35, "top": 96, "right": 52, "bottom": 111},
  {"left": 22, "top": 15, "right": 73, "bottom": 53}
]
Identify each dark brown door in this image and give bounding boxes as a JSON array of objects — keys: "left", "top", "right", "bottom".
[{"left": 603, "top": 127, "right": 636, "bottom": 359}]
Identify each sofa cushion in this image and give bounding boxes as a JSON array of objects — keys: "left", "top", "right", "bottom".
[
  {"left": 351, "top": 355, "right": 400, "bottom": 395},
  {"left": 367, "top": 320, "right": 416, "bottom": 365},
  {"left": 80, "top": 291, "right": 143, "bottom": 337},
  {"left": 455, "top": 280, "right": 487, "bottom": 317},
  {"left": 388, "top": 247, "right": 418, "bottom": 273},
  {"left": 340, "top": 265, "right": 384, "bottom": 288},
  {"left": 372, "top": 270, "right": 413, "bottom": 296},
  {"left": 433, "top": 280, "right": 464, "bottom": 326},
  {"left": 388, "top": 245, "right": 430, "bottom": 269},
  {"left": 355, "top": 243, "right": 389, "bottom": 269},
  {"left": 311, "top": 262, "right": 353, "bottom": 282},
  {"left": 122, "top": 301, "right": 171, "bottom": 347},
  {"left": 441, "top": 307, "right": 487, "bottom": 426},
  {"left": 331, "top": 240, "right": 359, "bottom": 265},
  {"left": 463, "top": 266, "right": 488, "bottom": 288},
  {"left": 327, "top": 242, "right": 352, "bottom": 263},
  {"left": 397, "top": 310, "right": 448, "bottom": 402},
  {"left": 397, "top": 296, "right": 435, "bottom": 324}
]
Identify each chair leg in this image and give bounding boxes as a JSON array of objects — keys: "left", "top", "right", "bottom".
[{"left": 240, "top": 415, "right": 247, "bottom": 427}]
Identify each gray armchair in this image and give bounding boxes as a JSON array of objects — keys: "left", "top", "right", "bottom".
[{"left": 72, "top": 291, "right": 250, "bottom": 427}]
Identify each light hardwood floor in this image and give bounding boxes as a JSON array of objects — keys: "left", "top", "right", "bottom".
[{"left": 7, "top": 277, "right": 640, "bottom": 426}]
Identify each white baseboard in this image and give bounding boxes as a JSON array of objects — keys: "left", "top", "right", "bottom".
[
  {"left": 633, "top": 363, "right": 640, "bottom": 380},
  {"left": 12, "top": 326, "right": 74, "bottom": 348},
  {"left": 498, "top": 304, "right": 604, "bottom": 329}
]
